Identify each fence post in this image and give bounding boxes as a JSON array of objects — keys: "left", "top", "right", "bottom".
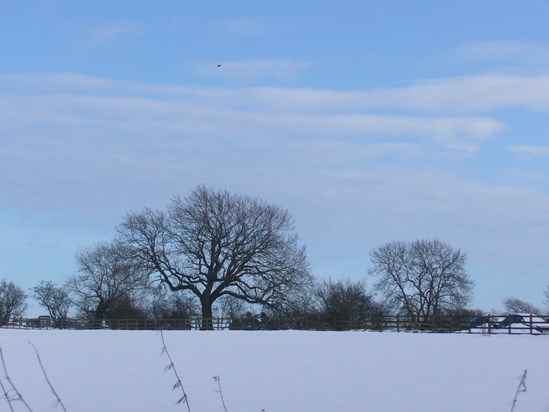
[
  {"left": 529, "top": 313, "right": 533, "bottom": 335},
  {"left": 396, "top": 315, "right": 400, "bottom": 332}
]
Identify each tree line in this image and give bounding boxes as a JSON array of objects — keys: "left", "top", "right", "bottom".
[{"left": 1, "top": 185, "right": 546, "bottom": 329}]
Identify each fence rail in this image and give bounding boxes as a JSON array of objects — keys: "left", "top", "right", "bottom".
[{"left": 2, "top": 314, "right": 549, "bottom": 334}]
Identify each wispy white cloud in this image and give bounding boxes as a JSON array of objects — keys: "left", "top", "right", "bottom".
[
  {"left": 209, "top": 75, "right": 549, "bottom": 114},
  {"left": 0, "top": 87, "right": 503, "bottom": 154},
  {"left": 0, "top": 72, "right": 537, "bottom": 219},
  {"left": 287, "top": 78, "right": 545, "bottom": 116},
  {"left": 505, "top": 145, "right": 549, "bottom": 156},
  {"left": 86, "top": 21, "right": 140, "bottom": 50},
  {"left": 5, "top": 72, "right": 549, "bottom": 114},
  {"left": 365, "top": 75, "right": 549, "bottom": 113},
  {"left": 506, "top": 168, "right": 547, "bottom": 182},
  {"left": 216, "top": 17, "right": 266, "bottom": 36},
  {"left": 453, "top": 41, "right": 549, "bottom": 67},
  {"left": 195, "top": 59, "right": 311, "bottom": 82}
]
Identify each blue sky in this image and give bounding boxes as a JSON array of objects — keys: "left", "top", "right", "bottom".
[{"left": 2, "top": 1, "right": 549, "bottom": 314}]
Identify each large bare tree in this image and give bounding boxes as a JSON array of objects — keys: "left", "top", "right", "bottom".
[
  {"left": 369, "top": 239, "right": 473, "bottom": 325},
  {"left": 117, "top": 185, "right": 312, "bottom": 328}
]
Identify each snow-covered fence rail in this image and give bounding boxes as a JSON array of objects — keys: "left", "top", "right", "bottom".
[
  {"left": 1, "top": 317, "right": 199, "bottom": 330},
  {"left": 3, "top": 314, "right": 548, "bottom": 333},
  {"left": 0, "top": 315, "right": 468, "bottom": 332}
]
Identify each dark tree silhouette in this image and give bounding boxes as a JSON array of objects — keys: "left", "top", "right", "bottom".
[
  {"left": 370, "top": 239, "right": 473, "bottom": 325},
  {"left": 0, "top": 279, "right": 27, "bottom": 325},
  {"left": 315, "top": 279, "right": 384, "bottom": 329},
  {"left": 68, "top": 241, "right": 147, "bottom": 321},
  {"left": 118, "top": 185, "right": 312, "bottom": 328},
  {"left": 31, "top": 281, "right": 72, "bottom": 325}
]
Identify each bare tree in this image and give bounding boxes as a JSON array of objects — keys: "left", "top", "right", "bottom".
[
  {"left": 150, "top": 285, "right": 198, "bottom": 321},
  {"left": 369, "top": 239, "right": 473, "bottom": 325},
  {"left": 315, "top": 279, "right": 383, "bottom": 328},
  {"left": 31, "top": 281, "right": 72, "bottom": 325},
  {"left": 118, "top": 185, "right": 312, "bottom": 328},
  {"left": 503, "top": 297, "right": 541, "bottom": 314},
  {"left": 0, "top": 279, "right": 27, "bottom": 325},
  {"left": 259, "top": 279, "right": 318, "bottom": 328},
  {"left": 216, "top": 294, "right": 248, "bottom": 320},
  {"left": 68, "top": 241, "right": 148, "bottom": 321}
]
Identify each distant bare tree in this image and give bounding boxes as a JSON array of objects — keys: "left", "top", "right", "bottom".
[
  {"left": 68, "top": 241, "right": 148, "bottom": 320},
  {"left": 0, "top": 279, "right": 27, "bottom": 325},
  {"left": 118, "top": 185, "right": 312, "bottom": 328},
  {"left": 31, "top": 280, "right": 72, "bottom": 323},
  {"left": 369, "top": 239, "right": 473, "bottom": 325},
  {"left": 503, "top": 297, "right": 541, "bottom": 314},
  {"left": 216, "top": 294, "right": 248, "bottom": 320},
  {"left": 150, "top": 286, "right": 198, "bottom": 321},
  {"left": 315, "top": 279, "right": 383, "bottom": 328},
  {"left": 259, "top": 279, "right": 318, "bottom": 328}
]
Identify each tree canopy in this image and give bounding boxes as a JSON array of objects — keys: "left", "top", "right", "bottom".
[
  {"left": 68, "top": 240, "right": 148, "bottom": 320},
  {"left": 0, "top": 279, "right": 27, "bottom": 325},
  {"left": 370, "top": 239, "right": 473, "bottom": 324},
  {"left": 117, "top": 185, "right": 312, "bottom": 328}
]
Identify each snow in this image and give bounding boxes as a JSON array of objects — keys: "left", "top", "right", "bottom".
[{"left": 1, "top": 329, "right": 548, "bottom": 412}]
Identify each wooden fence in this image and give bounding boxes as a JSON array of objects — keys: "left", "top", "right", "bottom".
[{"left": 2, "top": 314, "right": 548, "bottom": 334}]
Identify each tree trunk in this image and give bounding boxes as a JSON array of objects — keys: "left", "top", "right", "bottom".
[
  {"left": 93, "top": 299, "right": 109, "bottom": 329},
  {"left": 94, "top": 300, "right": 108, "bottom": 320},
  {"left": 200, "top": 296, "right": 214, "bottom": 330}
]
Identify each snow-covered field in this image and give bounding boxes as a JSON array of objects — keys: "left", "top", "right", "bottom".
[{"left": 1, "top": 329, "right": 548, "bottom": 412}]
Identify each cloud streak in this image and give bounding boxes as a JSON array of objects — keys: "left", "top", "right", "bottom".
[
  {"left": 86, "top": 21, "right": 140, "bottom": 50},
  {"left": 265, "top": 75, "right": 549, "bottom": 114},
  {"left": 4, "top": 72, "right": 549, "bottom": 113},
  {"left": 0, "top": 89, "right": 503, "bottom": 155},
  {"left": 506, "top": 145, "right": 549, "bottom": 156},
  {"left": 453, "top": 41, "right": 549, "bottom": 67},
  {"left": 216, "top": 17, "right": 267, "bottom": 36},
  {"left": 0, "top": 72, "right": 533, "bottom": 226},
  {"left": 195, "top": 59, "right": 311, "bottom": 83}
]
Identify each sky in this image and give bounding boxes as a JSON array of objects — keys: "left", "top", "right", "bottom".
[{"left": 1, "top": 1, "right": 549, "bottom": 315}]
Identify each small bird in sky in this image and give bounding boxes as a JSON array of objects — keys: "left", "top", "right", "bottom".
[{"left": 217, "top": 64, "right": 222, "bottom": 67}]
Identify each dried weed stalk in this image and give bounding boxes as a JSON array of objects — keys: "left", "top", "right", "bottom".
[
  {"left": 28, "top": 341, "right": 67, "bottom": 411},
  {"left": 160, "top": 330, "right": 191, "bottom": 411},
  {"left": 510, "top": 369, "right": 527, "bottom": 412},
  {"left": 0, "top": 347, "right": 33, "bottom": 411},
  {"left": 213, "top": 376, "right": 229, "bottom": 412}
]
